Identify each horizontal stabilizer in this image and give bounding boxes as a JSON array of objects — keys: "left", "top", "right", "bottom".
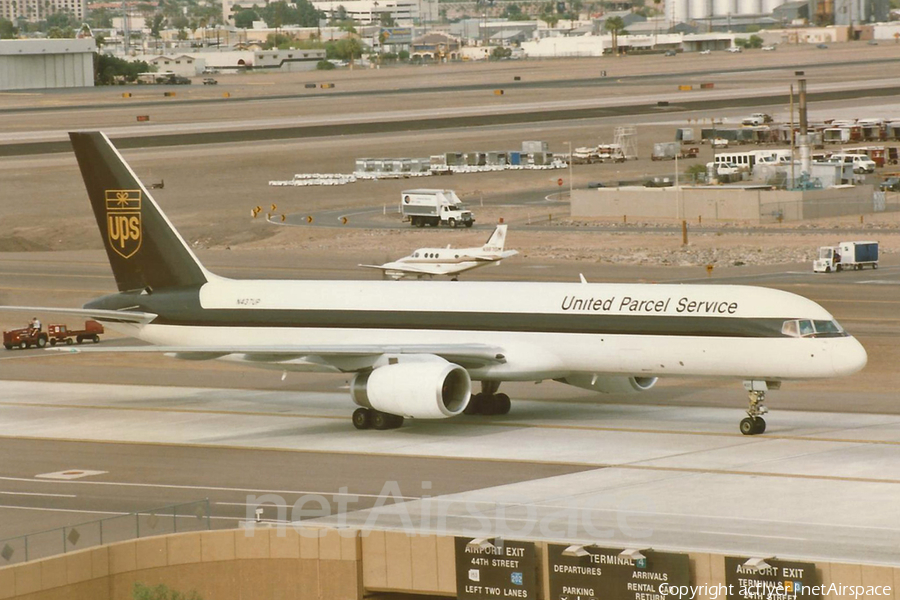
[{"left": 0, "top": 306, "right": 157, "bottom": 324}]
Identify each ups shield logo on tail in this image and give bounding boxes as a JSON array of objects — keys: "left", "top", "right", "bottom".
[{"left": 105, "top": 190, "right": 142, "bottom": 259}]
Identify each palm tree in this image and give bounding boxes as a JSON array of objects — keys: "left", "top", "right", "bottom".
[{"left": 604, "top": 15, "right": 626, "bottom": 55}]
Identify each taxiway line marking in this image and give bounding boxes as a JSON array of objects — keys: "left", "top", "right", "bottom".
[
  {"left": 0, "top": 437, "right": 897, "bottom": 487},
  {"left": 0, "top": 272, "right": 114, "bottom": 280},
  {"left": 0, "top": 504, "right": 279, "bottom": 524},
  {"left": 0, "top": 286, "right": 113, "bottom": 294},
  {"left": 0, "top": 476, "right": 420, "bottom": 501},
  {"left": 0, "top": 491, "right": 77, "bottom": 498},
  {"left": 1, "top": 400, "right": 899, "bottom": 448}
]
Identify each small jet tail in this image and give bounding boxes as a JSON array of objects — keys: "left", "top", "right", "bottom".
[
  {"left": 69, "top": 132, "right": 210, "bottom": 292},
  {"left": 482, "top": 224, "right": 508, "bottom": 253}
]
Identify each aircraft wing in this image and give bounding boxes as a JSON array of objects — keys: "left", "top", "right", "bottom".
[
  {"left": 47, "top": 343, "right": 508, "bottom": 371},
  {"left": 0, "top": 306, "right": 157, "bottom": 324},
  {"left": 359, "top": 263, "right": 469, "bottom": 276}
]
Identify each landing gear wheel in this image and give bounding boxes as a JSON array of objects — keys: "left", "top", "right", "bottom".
[
  {"left": 495, "top": 393, "right": 511, "bottom": 415},
  {"left": 742, "top": 387, "right": 769, "bottom": 435},
  {"left": 464, "top": 393, "right": 483, "bottom": 415},
  {"left": 371, "top": 411, "right": 389, "bottom": 430},
  {"left": 352, "top": 408, "right": 371, "bottom": 430},
  {"left": 480, "top": 395, "right": 499, "bottom": 415},
  {"left": 371, "top": 410, "right": 404, "bottom": 430}
]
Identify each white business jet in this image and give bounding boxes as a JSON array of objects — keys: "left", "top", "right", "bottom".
[{"left": 360, "top": 224, "right": 517, "bottom": 280}]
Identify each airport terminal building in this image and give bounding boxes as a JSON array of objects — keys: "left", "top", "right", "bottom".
[{"left": 0, "top": 39, "right": 96, "bottom": 91}]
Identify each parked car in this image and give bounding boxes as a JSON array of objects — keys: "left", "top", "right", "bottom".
[
  {"left": 699, "top": 49, "right": 711, "bottom": 55},
  {"left": 664, "top": 50, "right": 676, "bottom": 56},
  {"left": 828, "top": 153, "right": 876, "bottom": 174},
  {"left": 203, "top": 78, "right": 218, "bottom": 85},
  {"left": 816, "top": 43, "right": 828, "bottom": 49},
  {"left": 587, "top": 181, "right": 606, "bottom": 189},
  {"left": 880, "top": 177, "right": 900, "bottom": 191},
  {"left": 762, "top": 45, "right": 776, "bottom": 51},
  {"left": 165, "top": 75, "right": 191, "bottom": 85},
  {"left": 726, "top": 46, "right": 742, "bottom": 53}
]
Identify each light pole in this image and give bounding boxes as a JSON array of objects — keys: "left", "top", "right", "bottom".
[{"left": 566, "top": 140, "right": 573, "bottom": 200}]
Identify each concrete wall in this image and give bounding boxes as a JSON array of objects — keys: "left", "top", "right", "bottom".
[
  {"left": 0, "top": 527, "right": 361, "bottom": 600},
  {"left": 571, "top": 185, "right": 878, "bottom": 223},
  {"left": 3, "top": 527, "right": 899, "bottom": 600}
]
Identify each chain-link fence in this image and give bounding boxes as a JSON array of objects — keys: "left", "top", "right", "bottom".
[{"left": 0, "top": 499, "right": 210, "bottom": 566}]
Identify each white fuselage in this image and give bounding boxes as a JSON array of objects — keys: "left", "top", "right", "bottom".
[{"left": 124, "top": 277, "right": 867, "bottom": 383}]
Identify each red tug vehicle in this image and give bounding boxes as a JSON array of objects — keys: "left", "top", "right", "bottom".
[{"left": 3, "top": 320, "right": 104, "bottom": 350}]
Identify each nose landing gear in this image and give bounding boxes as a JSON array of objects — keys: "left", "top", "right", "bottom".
[{"left": 739, "top": 388, "right": 768, "bottom": 435}]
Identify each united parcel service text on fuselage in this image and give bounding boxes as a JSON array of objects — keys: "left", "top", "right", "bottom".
[{"left": 561, "top": 296, "right": 739, "bottom": 315}]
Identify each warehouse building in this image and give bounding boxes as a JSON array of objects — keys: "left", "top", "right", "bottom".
[{"left": 0, "top": 39, "right": 96, "bottom": 91}]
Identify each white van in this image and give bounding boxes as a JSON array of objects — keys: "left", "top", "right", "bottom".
[{"left": 828, "top": 153, "right": 876, "bottom": 174}]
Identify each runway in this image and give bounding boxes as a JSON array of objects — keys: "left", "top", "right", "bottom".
[{"left": 0, "top": 380, "right": 898, "bottom": 565}]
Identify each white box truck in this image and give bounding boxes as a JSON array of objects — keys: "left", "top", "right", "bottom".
[
  {"left": 813, "top": 241, "right": 879, "bottom": 273},
  {"left": 400, "top": 189, "right": 475, "bottom": 228}
]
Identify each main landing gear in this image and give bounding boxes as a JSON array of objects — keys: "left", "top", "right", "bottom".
[
  {"left": 352, "top": 408, "right": 404, "bottom": 430},
  {"left": 739, "top": 388, "right": 768, "bottom": 435},
  {"left": 464, "top": 382, "right": 512, "bottom": 416}
]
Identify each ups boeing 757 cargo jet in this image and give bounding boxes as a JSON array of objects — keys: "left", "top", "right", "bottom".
[{"left": 2, "top": 132, "right": 868, "bottom": 434}]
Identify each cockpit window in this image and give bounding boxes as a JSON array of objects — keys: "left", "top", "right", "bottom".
[
  {"left": 813, "top": 320, "right": 845, "bottom": 337},
  {"left": 782, "top": 319, "right": 847, "bottom": 338},
  {"left": 782, "top": 321, "right": 799, "bottom": 337},
  {"left": 799, "top": 320, "right": 815, "bottom": 336}
]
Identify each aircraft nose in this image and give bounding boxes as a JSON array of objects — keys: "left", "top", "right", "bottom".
[{"left": 834, "top": 337, "right": 868, "bottom": 377}]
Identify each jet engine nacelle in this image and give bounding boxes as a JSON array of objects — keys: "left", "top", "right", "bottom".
[
  {"left": 555, "top": 375, "right": 658, "bottom": 394},
  {"left": 351, "top": 361, "right": 471, "bottom": 419}
]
